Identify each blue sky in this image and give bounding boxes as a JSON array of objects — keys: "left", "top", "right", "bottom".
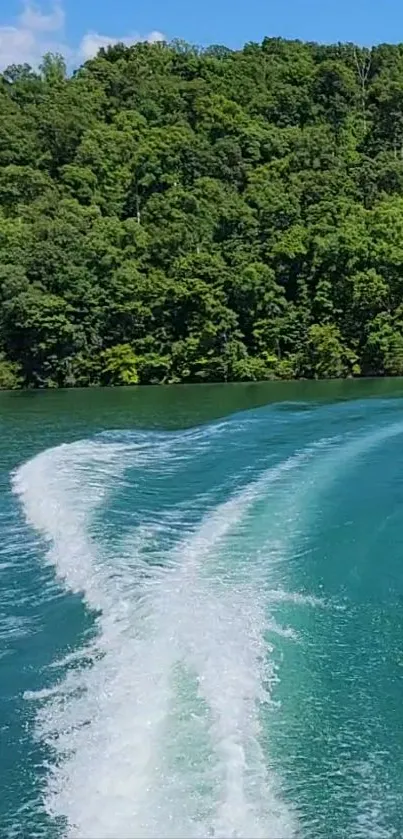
[
  {"left": 61, "top": 0, "right": 403, "bottom": 48},
  {"left": 1, "top": 0, "right": 403, "bottom": 69}
]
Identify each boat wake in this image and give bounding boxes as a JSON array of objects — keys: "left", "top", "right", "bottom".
[{"left": 14, "top": 416, "right": 401, "bottom": 839}]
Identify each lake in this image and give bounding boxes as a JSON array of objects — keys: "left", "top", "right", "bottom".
[{"left": 1, "top": 380, "right": 403, "bottom": 838}]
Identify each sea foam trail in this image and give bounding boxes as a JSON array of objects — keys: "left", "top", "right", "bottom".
[
  {"left": 13, "top": 431, "right": 307, "bottom": 839},
  {"left": 14, "top": 418, "right": 403, "bottom": 839}
]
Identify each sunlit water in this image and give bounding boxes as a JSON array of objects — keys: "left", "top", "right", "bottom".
[{"left": 1, "top": 388, "right": 403, "bottom": 838}]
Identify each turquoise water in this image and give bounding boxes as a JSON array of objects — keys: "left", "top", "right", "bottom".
[{"left": 1, "top": 384, "right": 403, "bottom": 838}]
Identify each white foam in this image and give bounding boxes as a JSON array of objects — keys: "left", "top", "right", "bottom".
[{"left": 13, "top": 432, "right": 311, "bottom": 839}]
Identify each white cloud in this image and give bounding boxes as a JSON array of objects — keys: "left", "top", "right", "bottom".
[
  {"left": 147, "top": 31, "right": 166, "bottom": 44},
  {"left": 79, "top": 29, "right": 165, "bottom": 62},
  {"left": 19, "top": 2, "right": 65, "bottom": 33},
  {"left": 0, "top": 25, "right": 36, "bottom": 69},
  {"left": 0, "top": 2, "right": 165, "bottom": 70},
  {"left": 0, "top": 1, "right": 68, "bottom": 68}
]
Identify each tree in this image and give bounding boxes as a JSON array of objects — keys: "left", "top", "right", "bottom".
[
  {"left": 303, "top": 324, "right": 358, "bottom": 379},
  {"left": 1, "top": 35, "right": 403, "bottom": 387},
  {"left": 101, "top": 344, "right": 139, "bottom": 385},
  {"left": 39, "top": 53, "right": 67, "bottom": 86}
]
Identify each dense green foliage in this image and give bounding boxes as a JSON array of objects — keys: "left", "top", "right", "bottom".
[{"left": 2, "top": 38, "right": 403, "bottom": 387}]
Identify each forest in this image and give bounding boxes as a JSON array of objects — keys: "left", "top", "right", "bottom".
[{"left": 2, "top": 37, "right": 403, "bottom": 387}]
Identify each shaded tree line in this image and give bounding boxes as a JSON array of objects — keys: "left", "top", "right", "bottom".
[{"left": 2, "top": 38, "right": 403, "bottom": 387}]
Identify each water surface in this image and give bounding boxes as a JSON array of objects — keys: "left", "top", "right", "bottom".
[{"left": 1, "top": 381, "right": 403, "bottom": 838}]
